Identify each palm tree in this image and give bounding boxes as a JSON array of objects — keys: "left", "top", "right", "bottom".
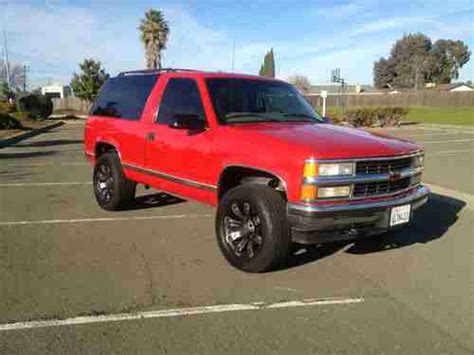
[{"left": 139, "top": 9, "right": 170, "bottom": 69}]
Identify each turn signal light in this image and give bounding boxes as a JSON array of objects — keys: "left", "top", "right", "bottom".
[
  {"left": 303, "top": 161, "right": 318, "bottom": 178},
  {"left": 300, "top": 184, "right": 317, "bottom": 201}
]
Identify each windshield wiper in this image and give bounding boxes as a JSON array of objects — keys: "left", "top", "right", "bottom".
[
  {"left": 224, "top": 112, "right": 269, "bottom": 119},
  {"left": 224, "top": 112, "right": 284, "bottom": 124},
  {"left": 283, "top": 113, "right": 317, "bottom": 121}
]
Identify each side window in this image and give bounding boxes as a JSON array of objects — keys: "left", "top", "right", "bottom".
[
  {"left": 156, "top": 78, "right": 206, "bottom": 125},
  {"left": 91, "top": 74, "right": 158, "bottom": 120}
]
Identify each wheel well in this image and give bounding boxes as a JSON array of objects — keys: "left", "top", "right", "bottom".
[
  {"left": 95, "top": 142, "right": 117, "bottom": 158},
  {"left": 218, "top": 166, "right": 286, "bottom": 200}
]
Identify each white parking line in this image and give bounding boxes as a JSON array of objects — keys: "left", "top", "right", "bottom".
[
  {"left": 414, "top": 127, "right": 474, "bottom": 135},
  {"left": 0, "top": 182, "right": 91, "bottom": 187},
  {"left": 431, "top": 149, "right": 474, "bottom": 155},
  {"left": 0, "top": 214, "right": 213, "bottom": 226},
  {"left": 398, "top": 132, "right": 464, "bottom": 138},
  {"left": 377, "top": 127, "right": 474, "bottom": 135},
  {"left": 421, "top": 138, "right": 474, "bottom": 144},
  {"left": 0, "top": 297, "right": 364, "bottom": 332}
]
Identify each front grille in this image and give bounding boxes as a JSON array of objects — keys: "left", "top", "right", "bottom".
[
  {"left": 356, "top": 157, "right": 413, "bottom": 175},
  {"left": 353, "top": 175, "right": 420, "bottom": 197}
]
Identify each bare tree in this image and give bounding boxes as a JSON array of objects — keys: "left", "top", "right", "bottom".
[
  {"left": 288, "top": 75, "right": 311, "bottom": 93},
  {"left": 0, "top": 60, "right": 25, "bottom": 91}
]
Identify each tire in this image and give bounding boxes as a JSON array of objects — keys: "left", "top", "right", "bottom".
[
  {"left": 216, "top": 184, "right": 290, "bottom": 273},
  {"left": 93, "top": 151, "right": 136, "bottom": 211}
]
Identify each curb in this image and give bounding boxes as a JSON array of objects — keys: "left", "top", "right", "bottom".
[{"left": 0, "top": 121, "right": 65, "bottom": 148}]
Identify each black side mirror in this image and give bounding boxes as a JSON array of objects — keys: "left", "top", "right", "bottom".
[
  {"left": 169, "top": 114, "right": 206, "bottom": 130},
  {"left": 322, "top": 116, "right": 332, "bottom": 124}
]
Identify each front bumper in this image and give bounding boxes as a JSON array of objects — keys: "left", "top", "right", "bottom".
[{"left": 287, "top": 185, "right": 430, "bottom": 244}]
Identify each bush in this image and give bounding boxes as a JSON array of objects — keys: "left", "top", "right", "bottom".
[
  {"left": 16, "top": 94, "right": 53, "bottom": 118},
  {"left": 325, "top": 111, "right": 346, "bottom": 125},
  {"left": 340, "top": 107, "right": 408, "bottom": 127},
  {"left": 0, "top": 101, "right": 16, "bottom": 113},
  {"left": 0, "top": 112, "right": 22, "bottom": 130}
]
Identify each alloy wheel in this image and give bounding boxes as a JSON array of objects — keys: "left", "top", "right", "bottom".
[{"left": 223, "top": 201, "right": 263, "bottom": 259}]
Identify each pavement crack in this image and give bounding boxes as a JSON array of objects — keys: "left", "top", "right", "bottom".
[{"left": 131, "top": 242, "right": 159, "bottom": 306}]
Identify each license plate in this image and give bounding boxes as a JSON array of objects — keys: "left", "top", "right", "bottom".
[{"left": 390, "top": 204, "right": 411, "bottom": 227}]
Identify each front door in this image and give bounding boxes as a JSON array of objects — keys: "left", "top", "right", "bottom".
[{"left": 144, "top": 78, "right": 216, "bottom": 197}]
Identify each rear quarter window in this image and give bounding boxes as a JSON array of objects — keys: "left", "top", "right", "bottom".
[{"left": 91, "top": 74, "right": 159, "bottom": 120}]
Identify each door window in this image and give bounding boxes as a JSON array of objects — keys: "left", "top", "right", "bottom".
[{"left": 156, "top": 78, "right": 206, "bottom": 125}]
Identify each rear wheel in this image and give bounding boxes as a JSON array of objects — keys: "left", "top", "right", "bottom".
[
  {"left": 216, "top": 184, "right": 290, "bottom": 273},
  {"left": 93, "top": 152, "right": 136, "bottom": 211}
]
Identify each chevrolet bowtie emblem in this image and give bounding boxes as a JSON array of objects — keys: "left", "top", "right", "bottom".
[{"left": 389, "top": 171, "right": 402, "bottom": 181}]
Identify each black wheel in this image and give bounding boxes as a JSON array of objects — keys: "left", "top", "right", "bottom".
[
  {"left": 216, "top": 184, "right": 290, "bottom": 273},
  {"left": 93, "top": 152, "right": 136, "bottom": 211}
]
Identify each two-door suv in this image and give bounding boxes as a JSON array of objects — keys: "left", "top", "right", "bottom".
[{"left": 84, "top": 69, "right": 429, "bottom": 272}]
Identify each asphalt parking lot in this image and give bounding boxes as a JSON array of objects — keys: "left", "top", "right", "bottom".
[{"left": 1, "top": 121, "right": 473, "bottom": 354}]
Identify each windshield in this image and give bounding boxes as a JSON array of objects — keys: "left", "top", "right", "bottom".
[{"left": 206, "top": 78, "right": 324, "bottom": 124}]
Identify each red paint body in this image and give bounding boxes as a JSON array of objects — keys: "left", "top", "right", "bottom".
[{"left": 84, "top": 72, "right": 421, "bottom": 207}]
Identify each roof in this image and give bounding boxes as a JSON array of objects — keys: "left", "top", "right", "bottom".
[
  {"left": 432, "top": 83, "right": 473, "bottom": 91},
  {"left": 118, "top": 68, "right": 202, "bottom": 76},
  {"left": 117, "top": 68, "right": 278, "bottom": 81}
]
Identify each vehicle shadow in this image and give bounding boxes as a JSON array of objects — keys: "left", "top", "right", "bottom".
[
  {"left": 121, "top": 192, "right": 185, "bottom": 211},
  {"left": 0, "top": 151, "right": 57, "bottom": 159},
  {"left": 283, "top": 192, "right": 466, "bottom": 270},
  {"left": 16, "top": 139, "right": 83, "bottom": 148},
  {"left": 345, "top": 193, "right": 466, "bottom": 254}
]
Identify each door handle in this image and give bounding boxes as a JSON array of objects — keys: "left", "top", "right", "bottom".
[{"left": 146, "top": 132, "right": 155, "bottom": 141}]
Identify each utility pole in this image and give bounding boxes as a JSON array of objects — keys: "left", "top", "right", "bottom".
[
  {"left": 23, "top": 63, "right": 27, "bottom": 92},
  {"left": 3, "top": 30, "right": 10, "bottom": 90}
]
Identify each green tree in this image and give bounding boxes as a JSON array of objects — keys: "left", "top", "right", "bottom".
[
  {"left": 139, "top": 9, "right": 170, "bottom": 69},
  {"left": 428, "top": 40, "right": 471, "bottom": 84},
  {"left": 259, "top": 48, "right": 275, "bottom": 78},
  {"left": 391, "top": 33, "right": 432, "bottom": 89},
  {"left": 373, "top": 58, "right": 395, "bottom": 88},
  {"left": 373, "top": 33, "right": 470, "bottom": 89},
  {"left": 70, "top": 59, "right": 109, "bottom": 103}
]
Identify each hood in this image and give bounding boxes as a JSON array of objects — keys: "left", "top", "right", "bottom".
[{"left": 230, "top": 122, "right": 421, "bottom": 159}]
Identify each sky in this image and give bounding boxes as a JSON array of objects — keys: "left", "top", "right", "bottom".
[{"left": 1, "top": 0, "right": 473, "bottom": 88}]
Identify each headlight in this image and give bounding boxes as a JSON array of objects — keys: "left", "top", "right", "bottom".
[
  {"left": 319, "top": 163, "right": 354, "bottom": 176},
  {"left": 300, "top": 184, "right": 352, "bottom": 201},
  {"left": 413, "top": 154, "right": 424, "bottom": 167},
  {"left": 317, "top": 186, "right": 351, "bottom": 198},
  {"left": 304, "top": 161, "right": 354, "bottom": 177}
]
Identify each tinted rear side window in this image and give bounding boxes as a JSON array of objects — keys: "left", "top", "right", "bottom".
[{"left": 91, "top": 74, "right": 158, "bottom": 120}]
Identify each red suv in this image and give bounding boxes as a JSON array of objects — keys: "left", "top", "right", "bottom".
[{"left": 84, "top": 69, "right": 429, "bottom": 272}]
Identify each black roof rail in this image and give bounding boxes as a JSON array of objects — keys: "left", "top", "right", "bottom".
[{"left": 118, "top": 68, "right": 203, "bottom": 76}]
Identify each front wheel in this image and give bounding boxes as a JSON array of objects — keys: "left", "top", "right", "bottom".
[{"left": 216, "top": 184, "right": 290, "bottom": 273}]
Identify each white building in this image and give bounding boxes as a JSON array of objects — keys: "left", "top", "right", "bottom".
[
  {"left": 446, "top": 83, "right": 473, "bottom": 92},
  {"left": 41, "top": 84, "right": 72, "bottom": 99}
]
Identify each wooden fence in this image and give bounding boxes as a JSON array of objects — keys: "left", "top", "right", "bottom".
[
  {"left": 52, "top": 90, "right": 474, "bottom": 116},
  {"left": 52, "top": 97, "right": 91, "bottom": 115},
  {"left": 305, "top": 91, "right": 474, "bottom": 108}
]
